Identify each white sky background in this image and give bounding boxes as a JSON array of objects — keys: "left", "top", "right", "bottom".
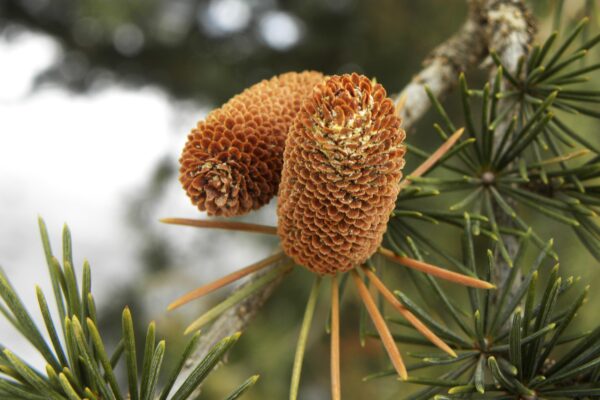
[
  {"left": 0, "top": 31, "right": 277, "bottom": 366},
  {"left": 0, "top": 32, "right": 182, "bottom": 293}
]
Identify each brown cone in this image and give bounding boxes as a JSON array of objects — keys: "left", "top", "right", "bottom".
[
  {"left": 277, "top": 73, "right": 406, "bottom": 275},
  {"left": 180, "top": 71, "right": 325, "bottom": 217}
]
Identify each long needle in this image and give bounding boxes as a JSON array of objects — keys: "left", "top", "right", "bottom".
[
  {"left": 290, "top": 276, "right": 322, "bottom": 400},
  {"left": 361, "top": 266, "right": 457, "bottom": 357},
  {"left": 160, "top": 218, "right": 278, "bottom": 235},
  {"left": 399, "top": 127, "right": 465, "bottom": 189},
  {"left": 378, "top": 247, "right": 495, "bottom": 289},
  {"left": 183, "top": 262, "right": 294, "bottom": 334},
  {"left": 168, "top": 252, "right": 285, "bottom": 311},
  {"left": 350, "top": 270, "right": 407, "bottom": 380},
  {"left": 331, "top": 275, "right": 341, "bottom": 400}
]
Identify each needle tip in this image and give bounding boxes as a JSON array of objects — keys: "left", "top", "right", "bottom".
[{"left": 183, "top": 325, "right": 196, "bottom": 335}]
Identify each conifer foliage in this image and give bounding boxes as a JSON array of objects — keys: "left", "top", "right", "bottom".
[{"left": 0, "top": 219, "right": 257, "bottom": 400}]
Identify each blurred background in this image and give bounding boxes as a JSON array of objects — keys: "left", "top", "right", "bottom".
[{"left": 0, "top": 1, "right": 599, "bottom": 398}]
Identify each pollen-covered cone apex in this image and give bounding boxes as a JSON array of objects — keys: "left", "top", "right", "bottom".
[
  {"left": 277, "top": 73, "right": 406, "bottom": 275},
  {"left": 180, "top": 71, "right": 325, "bottom": 216}
]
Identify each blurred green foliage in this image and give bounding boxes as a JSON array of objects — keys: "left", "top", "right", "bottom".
[{"left": 1, "top": 0, "right": 466, "bottom": 102}]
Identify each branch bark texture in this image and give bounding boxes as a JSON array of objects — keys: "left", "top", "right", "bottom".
[
  {"left": 396, "top": 0, "right": 533, "bottom": 130},
  {"left": 485, "top": 0, "right": 535, "bottom": 302}
]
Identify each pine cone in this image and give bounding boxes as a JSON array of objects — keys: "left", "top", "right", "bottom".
[
  {"left": 277, "top": 73, "right": 406, "bottom": 274},
  {"left": 180, "top": 71, "right": 325, "bottom": 216}
]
